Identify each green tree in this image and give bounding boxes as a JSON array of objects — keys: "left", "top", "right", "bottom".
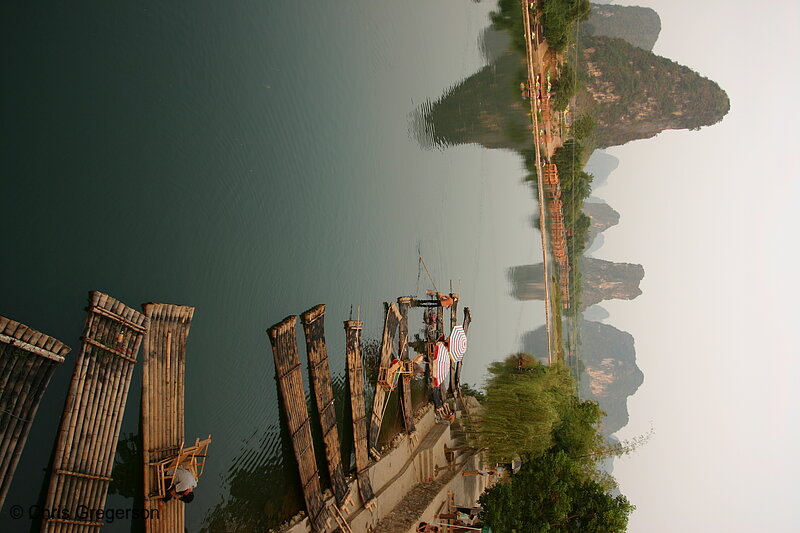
[
  {"left": 479, "top": 451, "right": 634, "bottom": 533},
  {"left": 472, "top": 355, "right": 576, "bottom": 463},
  {"left": 571, "top": 114, "right": 596, "bottom": 140},
  {"left": 552, "top": 396, "right": 604, "bottom": 459},
  {"left": 552, "top": 63, "right": 577, "bottom": 111}
]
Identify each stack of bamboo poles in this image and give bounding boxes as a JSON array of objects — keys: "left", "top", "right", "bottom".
[
  {"left": 343, "top": 319, "right": 376, "bottom": 512},
  {"left": 368, "top": 302, "right": 401, "bottom": 458},
  {"left": 0, "top": 317, "right": 70, "bottom": 509},
  {"left": 141, "top": 303, "right": 195, "bottom": 533},
  {"left": 300, "top": 305, "right": 351, "bottom": 510},
  {"left": 395, "top": 297, "right": 416, "bottom": 439},
  {"left": 41, "top": 291, "right": 148, "bottom": 532},
  {"left": 268, "top": 317, "right": 330, "bottom": 533}
]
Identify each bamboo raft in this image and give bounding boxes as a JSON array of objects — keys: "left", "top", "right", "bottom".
[
  {"left": 343, "top": 319, "right": 376, "bottom": 510},
  {"left": 368, "top": 302, "right": 401, "bottom": 458},
  {"left": 395, "top": 297, "right": 416, "bottom": 438},
  {"left": 268, "top": 317, "right": 329, "bottom": 532},
  {"left": 141, "top": 303, "right": 195, "bottom": 532},
  {"left": 300, "top": 305, "right": 350, "bottom": 509},
  {"left": 42, "top": 291, "right": 148, "bottom": 532},
  {"left": 0, "top": 317, "right": 70, "bottom": 509}
]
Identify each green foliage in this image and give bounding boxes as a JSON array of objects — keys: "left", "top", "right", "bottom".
[
  {"left": 550, "top": 140, "right": 594, "bottom": 311},
  {"left": 551, "top": 63, "right": 577, "bottom": 111},
  {"left": 479, "top": 450, "right": 635, "bottom": 533},
  {"left": 474, "top": 355, "right": 576, "bottom": 463},
  {"left": 552, "top": 396, "right": 604, "bottom": 459},
  {"left": 571, "top": 114, "right": 596, "bottom": 140},
  {"left": 539, "top": 0, "right": 591, "bottom": 52},
  {"left": 579, "top": 35, "right": 730, "bottom": 148}
]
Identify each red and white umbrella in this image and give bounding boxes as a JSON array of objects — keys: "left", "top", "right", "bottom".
[
  {"left": 448, "top": 325, "right": 467, "bottom": 362},
  {"left": 434, "top": 341, "right": 450, "bottom": 387}
]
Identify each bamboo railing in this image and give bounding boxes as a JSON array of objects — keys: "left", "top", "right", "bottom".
[
  {"left": 41, "top": 291, "right": 148, "bottom": 532},
  {"left": 343, "top": 319, "right": 376, "bottom": 510},
  {"left": 141, "top": 303, "right": 195, "bottom": 533},
  {"left": 300, "top": 304, "right": 350, "bottom": 509},
  {"left": 0, "top": 317, "right": 70, "bottom": 509},
  {"left": 268, "top": 317, "right": 329, "bottom": 532}
]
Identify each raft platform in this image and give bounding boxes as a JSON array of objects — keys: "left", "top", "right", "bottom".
[
  {"left": 268, "top": 317, "right": 330, "bottom": 532},
  {"left": 0, "top": 317, "right": 70, "bottom": 509},
  {"left": 396, "top": 297, "right": 416, "bottom": 440},
  {"left": 42, "top": 291, "right": 148, "bottom": 532},
  {"left": 368, "top": 302, "right": 401, "bottom": 458},
  {"left": 300, "top": 305, "right": 351, "bottom": 509},
  {"left": 141, "top": 303, "right": 195, "bottom": 533},
  {"left": 344, "top": 319, "right": 377, "bottom": 511}
]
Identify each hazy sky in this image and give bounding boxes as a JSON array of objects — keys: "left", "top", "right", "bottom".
[{"left": 591, "top": 1, "right": 800, "bottom": 531}]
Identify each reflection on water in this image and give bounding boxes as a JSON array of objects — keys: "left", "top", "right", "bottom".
[{"left": 3, "top": 1, "right": 547, "bottom": 531}]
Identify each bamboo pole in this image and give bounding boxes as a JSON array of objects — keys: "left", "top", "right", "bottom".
[
  {"left": 368, "top": 302, "right": 401, "bottom": 455},
  {"left": 396, "top": 297, "right": 415, "bottom": 436},
  {"left": 0, "top": 352, "right": 38, "bottom": 486},
  {"left": 0, "top": 358, "right": 47, "bottom": 503},
  {"left": 448, "top": 294, "right": 459, "bottom": 397},
  {"left": 343, "top": 319, "right": 376, "bottom": 508},
  {"left": 0, "top": 356, "right": 50, "bottom": 493}
]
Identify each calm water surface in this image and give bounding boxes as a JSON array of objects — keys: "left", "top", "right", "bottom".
[{"left": 1, "top": 1, "right": 544, "bottom": 530}]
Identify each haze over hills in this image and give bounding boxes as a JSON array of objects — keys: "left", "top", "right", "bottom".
[
  {"left": 584, "top": 201, "right": 620, "bottom": 245},
  {"left": 584, "top": 150, "right": 619, "bottom": 189},
  {"left": 583, "top": 4, "right": 661, "bottom": 51},
  {"left": 522, "top": 318, "right": 643, "bottom": 437},
  {"left": 509, "top": 257, "right": 643, "bottom": 307}
]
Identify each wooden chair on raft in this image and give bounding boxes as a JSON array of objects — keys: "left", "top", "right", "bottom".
[
  {"left": 148, "top": 436, "right": 212, "bottom": 500},
  {"left": 378, "top": 358, "right": 421, "bottom": 392}
]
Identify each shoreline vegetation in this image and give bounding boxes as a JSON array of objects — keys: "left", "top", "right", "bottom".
[
  {"left": 462, "top": 0, "right": 728, "bottom": 530},
  {"left": 470, "top": 1, "right": 630, "bottom": 529},
  {"left": 467, "top": 354, "right": 636, "bottom": 531}
]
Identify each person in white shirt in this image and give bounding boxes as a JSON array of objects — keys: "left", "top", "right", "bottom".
[{"left": 163, "top": 466, "right": 197, "bottom": 503}]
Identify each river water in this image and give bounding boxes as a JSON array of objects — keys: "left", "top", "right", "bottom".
[{"left": 1, "top": 1, "right": 544, "bottom": 531}]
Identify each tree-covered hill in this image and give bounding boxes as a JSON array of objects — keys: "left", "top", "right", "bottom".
[
  {"left": 579, "top": 34, "right": 730, "bottom": 148},
  {"left": 418, "top": 28, "right": 729, "bottom": 153}
]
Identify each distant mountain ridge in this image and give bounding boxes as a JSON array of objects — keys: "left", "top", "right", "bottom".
[
  {"left": 583, "top": 4, "right": 661, "bottom": 51},
  {"left": 509, "top": 256, "right": 642, "bottom": 307},
  {"left": 522, "top": 319, "right": 643, "bottom": 437}
]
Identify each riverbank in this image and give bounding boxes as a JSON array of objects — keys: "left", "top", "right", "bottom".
[{"left": 273, "top": 398, "right": 489, "bottom": 533}]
